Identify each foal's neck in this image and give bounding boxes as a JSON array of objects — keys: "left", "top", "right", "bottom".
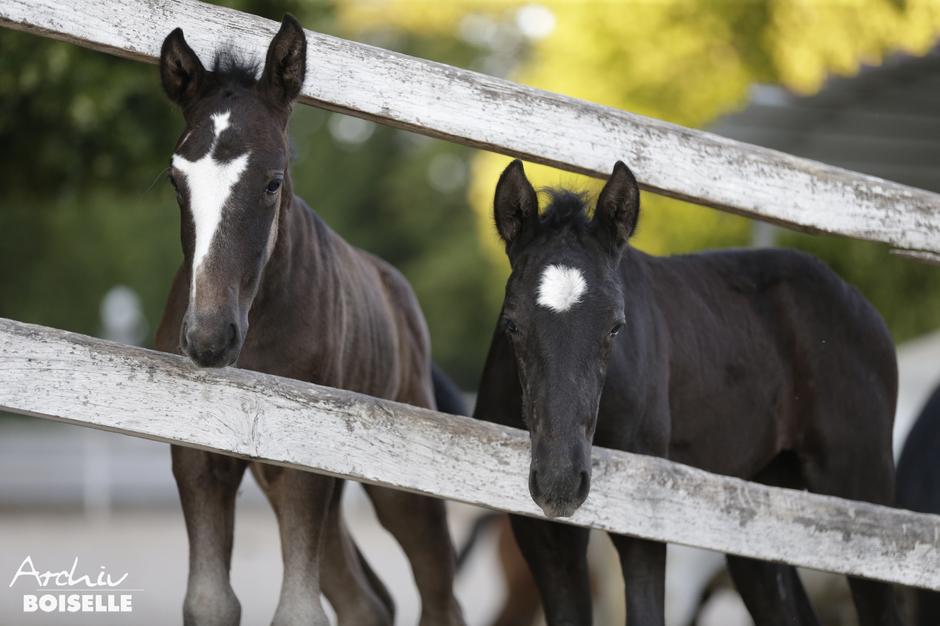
[
  {"left": 252, "top": 174, "right": 338, "bottom": 313},
  {"left": 620, "top": 245, "right": 653, "bottom": 281},
  {"left": 254, "top": 174, "right": 304, "bottom": 306}
]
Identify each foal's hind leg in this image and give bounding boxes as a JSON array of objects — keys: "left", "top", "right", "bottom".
[
  {"left": 363, "top": 376, "right": 464, "bottom": 626},
  {"left": 321, "top": 481, "right": 394, "bottom": 626},
  {"left": 508, "top": 514, "right": 591, "bottom": 626},
  {"left": 252, "top": 463, "right": 334, "bottom": 626},
  {"left": 172, "top": 446, "right": 247, "bottom": 626},
  {"left": 364, "top": 485, "right": 465, "bottom": 626},
  {"left": 725, "top": 556, "right": 819, "bottom": 626},
  {"left": 796, "top": 383, "right": 902, "bottom": 626},
  {"left": 729, "top": 454, "right": 820, "bottom": 626},
  {"left": 800, "top": 449, "right": 903, "bottom": 626}
]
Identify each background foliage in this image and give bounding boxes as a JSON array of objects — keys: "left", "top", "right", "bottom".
[{"left": 1, "top": 0, "right": 938, "bottom": 388}]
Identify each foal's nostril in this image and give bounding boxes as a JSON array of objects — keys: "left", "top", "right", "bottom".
[
  {"left": 576, "top": 470, "right": 590, "bottom": 501},
  {"left": 227, "top": 323, "right": 238, "bottom": 348},
  {"left": 529, "top": 469, "right": 542, "bottom": 499}
]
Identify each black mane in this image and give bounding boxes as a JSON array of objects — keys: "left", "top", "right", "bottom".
[
  {"left": 212, "top": 47, "right": 260, "bottom": 88},
  {"left": 540, "top": 188, "right": 591, "bottom": 231}
]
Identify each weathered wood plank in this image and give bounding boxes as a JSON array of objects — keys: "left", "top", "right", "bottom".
[
  {"left": 2, "top": 0, "right": 939, "bottom": 254},
  {"left": 892, "top": 248, "right": 940, "bottom": 266},
  {"left": 1, "top": 317, "right": 938, "bottom": 590}
]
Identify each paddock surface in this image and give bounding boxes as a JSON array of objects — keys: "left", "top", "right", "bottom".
[{"left": 0, "top": 452, "right": 504, "bottom": 626}]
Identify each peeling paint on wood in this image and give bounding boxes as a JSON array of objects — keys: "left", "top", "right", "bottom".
[
  {"left": 1, "top": 0, "right": 939, "bottom": 254},
  {"left": 1, "top": 318, "right": 939, "bottom": 590}
]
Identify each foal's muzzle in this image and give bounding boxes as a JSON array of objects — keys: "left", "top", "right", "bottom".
[
  {"left": 529, "top": 466, "right": 591, "bottom": 518},
  {"left": 528, "top": 437, "right": 592, "bottom": 518},
  {"left": 180, "top": 316, "right": 241, "bottom": 368}
]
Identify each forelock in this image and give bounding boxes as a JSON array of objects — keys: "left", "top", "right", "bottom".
[
  {"left": 540, "top": 189, "right": 591, "bottom": 232},
  {"left": 212, "top": 47, "right": 260, "bottom": 88}
]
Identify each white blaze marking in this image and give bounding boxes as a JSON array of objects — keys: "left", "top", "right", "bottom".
[
  {"left": 537, "top": 264, "right": 587, "bottom": 312},
  {"left": 171, "top": 111, "right": 249, "bottom": 298}
]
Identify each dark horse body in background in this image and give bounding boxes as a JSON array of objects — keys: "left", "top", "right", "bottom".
[
  {"left": 897, "top": 383, "right": 940, "bottom": 626},
  {"left": 154, "top": 17, "right": 463, "bottom": 626},
  {"left": 474, "top": 160, "right": 900, "bottom": 626}
]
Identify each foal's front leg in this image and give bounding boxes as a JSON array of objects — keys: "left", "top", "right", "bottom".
[
  {"left": 252, "top": 464, "right": 335, "bottom": 626},
  {"left": 509, "top": 514, "right": 592, "bottom": 626},
  {"left": 610, "top": 534, "right": 666, "bottom": 626},
  {"left": 172, "top": 445, "right": 247, "bottom": 626}
]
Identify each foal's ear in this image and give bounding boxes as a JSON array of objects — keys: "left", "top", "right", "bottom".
[
  {"left": 494, "top": 160, "right": 539, "bottom": 246},
  {"left": 259, "top": 14, "right": 307, "bottom": 109},
  {"left": 593, "top": 161, "right": 640, "bottom": 247},
  {"left": 160, "top": 28, "right": 206, "bottom": 108}
]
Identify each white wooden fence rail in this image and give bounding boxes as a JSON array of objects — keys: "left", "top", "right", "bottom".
[
  {"left": 1, "top": 318, "right": 939, "bottom": 591},
  {"left": 2, "top": 0, "right": 940, "bottom": 257}
]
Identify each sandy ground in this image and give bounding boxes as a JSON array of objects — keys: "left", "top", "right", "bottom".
[
  {"left": 0, "top": 487, "right": 507, "bottom": 626},
  {"left": 0, "top": 419, "right": 509, "bottom": 625}
]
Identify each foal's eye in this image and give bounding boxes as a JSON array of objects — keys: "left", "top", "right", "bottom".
[
  {"left": 609, "top": 322, "right": 625, "bottom": 337},
  {"left": 501, "top": 317, "right": 520, "bottom": 335},
  {"left": 265, "top": 178, "right": 283, "bottom": 194}
]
